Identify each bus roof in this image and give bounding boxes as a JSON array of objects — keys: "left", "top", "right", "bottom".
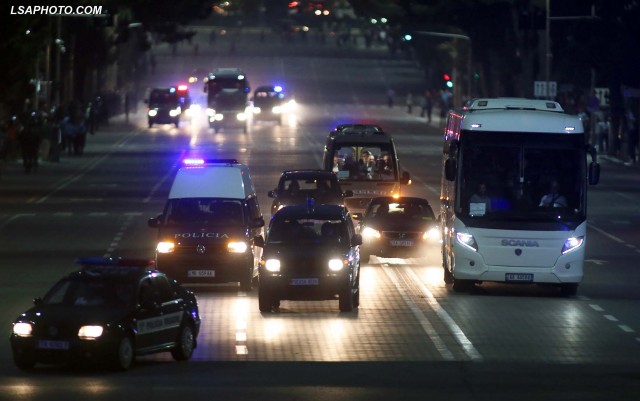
[{"left": 464, "top": 98, "right": 564, "bottom": 112}]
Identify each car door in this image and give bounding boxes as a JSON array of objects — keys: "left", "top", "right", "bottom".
[
  {"left": 151, "top": 274, "right": 184, "bottom": 345},
  {"left": 134, "top": 277, "right": 164, "bottom": 351}
]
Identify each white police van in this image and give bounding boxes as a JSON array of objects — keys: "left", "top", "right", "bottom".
[{"left": 148, "top": 158, "right": 265, "bottom": 291}]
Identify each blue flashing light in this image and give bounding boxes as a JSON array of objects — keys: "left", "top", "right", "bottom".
[
  {"left": 169, "top": 87, "right": 176, "bottom": 93},
  {"left": 274, "top": 85, "right": 283, "bottom": 93},
  {"left": 75, "top": 257, "right": 155, "bottom": 268},
  {"left": 183, "top": 158, "right": 205, "bottom": 166},
  {"left": 306, "top": 196, "right": 315, "bottom": 211},
  {"left": 404, "top": 34, "right": 412, "bottom": 41}
]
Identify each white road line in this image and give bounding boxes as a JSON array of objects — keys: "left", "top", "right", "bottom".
[
  {"left": 588, "top": 223, "right": 625, "bottom": 243},
  {"left": 619, "top": 325, "right": 635, "bottom": 333},
  {"left": 404, "top": 267, "right": 483, "bottom": 362},
  {"left": 589, "top": 304, "right": 604, "bottom": 312},
  {"left": 382, "top": 265, "right": 455, "bottom": 361},
  {"left": 604, "top": 315, "right": 618, "bottom": 322}
]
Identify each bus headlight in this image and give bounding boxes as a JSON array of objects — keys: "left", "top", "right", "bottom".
[
  {"left": 13, "top": 322, "right": 32, "bottom": 337},
  {"left": 264, "top": 259, "right": 280, "bottom": 272},
  {"left": 561, "top": 236, "right": 584, "bottom": 254},
  {"left": 456, "top": 232, "right": 478, "bottom": 252},
  {"left": 362, "top": 227, "right": 381, "bottom": 239},
  {"left": 157, "top": 241, "right": 175, "bottom": 253},
  {"left": 228, "top": 241, "right": 248, "bottom": 253},
  {"left": 148, "top": 109, "right": 158, "bottom": 117},
  {"left": 78, "top": 325, "right": 104, "bottom": 339}
]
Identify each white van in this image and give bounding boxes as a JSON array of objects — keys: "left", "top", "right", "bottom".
[{"left": 148, "top": 158, "right": 265, "bottom": 290}]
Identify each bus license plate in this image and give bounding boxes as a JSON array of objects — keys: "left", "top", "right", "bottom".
[
  {"left": 290, "top": 278, "right": 319, "bottom": 286},
  {"left": 391, "top": 240, "right": 414, "bottom": 247},
  {"left": 505, "top": 273, "right": 533, "bottom": 282},
  {"left": 188, "top": 270, "right": 215, "bottom": 278},
  {"left": 37, "top": 340, "right": 70, "bottom": 350}
]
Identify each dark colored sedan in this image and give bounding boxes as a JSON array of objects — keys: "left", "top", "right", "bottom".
[
  {"left": 257, "top": 204, "right": 362, "bottom": 312},
  {"left": 251, "top": 85, "right": 287, "bottom": 125},
  {"left": 9, "top": 257, "right": 201, "bottom": 371},
  {"left": 355, "top": 197, "right": 440, "bottom": 262},
  {"left": 267, "top": 169, "right": 353, "bottom": 216}
]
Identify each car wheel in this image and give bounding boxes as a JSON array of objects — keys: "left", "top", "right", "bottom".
[
  {"left": 560, "top": 283, "right": 578, "bottom": 297},
  {"left": 171, "top": 324, "right": 195, "bottom": 361},
  {"left": 258, "top": 285, "right": 275, "bottom": 312},
  {"left": 339, "top": 285, "right": 355, "bottom": 312},
  {"left": 111, "top": 335, "right": 135, "bottom": 371},
  {"left": 148, "top": 120, "right": 153, "bottom": 128},
  {"left": 13, "top": 352, "right": 36, "bottom": 370}
]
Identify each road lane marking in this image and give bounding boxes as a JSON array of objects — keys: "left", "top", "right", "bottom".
[
  {"left": 404, "top": 267, "right": 483, "bottom": 362},
  {"left": 382, "top": 265, "right": 455, "bottom": 361},
  {"left": 589, "top": 304, "right": 604, "bottom": 312},
  {"left": 619, "top": 325, "right": 634, "bottom": 333},
  {"left": 604, "top": 315, "right": 618, "bottom": 322}
]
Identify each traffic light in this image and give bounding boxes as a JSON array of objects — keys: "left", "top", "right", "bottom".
[{"left": 443, "top": 73, "right": 453, "bottom": 88}]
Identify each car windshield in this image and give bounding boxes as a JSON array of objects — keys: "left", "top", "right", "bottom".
[
  {"left": 279, "top": 177, "right": 340, "bottom": 195},
  {"left": 332, "top": 144, "right": 396, "bottom": 181},
  {"left": 163, "top": 198, "right": 245, "bottom": 226},
  {"left": 369, "top": 200, "right": 435, "bottom": 221},
  {"left": 268, "top": 218, "right": 348, "bottom": 245},
  {"left": 149, "top": 91, "right": 178, "bottom": 104},
  {"left": 43, "top": 278, "right": 135, "bottom": 308}
]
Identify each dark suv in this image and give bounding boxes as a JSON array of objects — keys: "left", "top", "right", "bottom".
[
  {"left": 251, "top": 85, "right": 287, "bottom": 125},
  {"left": 257, "top": 204, "right": 362, "bottom": 312},
  {"left": 146, "top": 87, "right": 183, "bottom": 128},
  {"left": 267, "top": 169, "right": 353, "bottom": 216}
]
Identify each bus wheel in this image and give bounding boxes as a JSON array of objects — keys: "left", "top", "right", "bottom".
[
  {"left": 560, "top": 283, "right": 578, "bottom": 297},
  {"left": 443, "top": 266, "right": 454, "bottom": 284}
]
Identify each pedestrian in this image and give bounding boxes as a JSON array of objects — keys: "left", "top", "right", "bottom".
[
  {"left": 386, "top": 88, "right": 395, "bottom": 108},
  {"left": 19, "top": 112, "right": 40, "bottom": 172},
  {"left": 124, "top": 93, "right": 130, "bottom": 123},
  {"left": 38, "top": 112, "right": 52, "bottom": 162},
  {"left": 406, "top": 93, "right": 413, "bottom": 114},
  {"left": 424, "top": 90, "right": 434, "bottom": 123},
  {"left": 626, "top": 110, "right": 638, "bottom": 164},
  {"left": 85, "top": 101, "right": 96, "bottom": 135},
  {"left": 4, "top": 116, "right": 20, "bottom": 161}
]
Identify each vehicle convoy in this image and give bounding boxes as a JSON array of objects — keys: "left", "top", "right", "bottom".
[
  {"left": 267, "top": 169, "right": 353, "bottom": 216},
  {"left": 354, "top": 196, "right": 440, "bottom": 263},
  {"left": 251, "top": 85, "right": 287, "bottom": 125},
  {"left": 257, "top": 203, "right": 362, "bottom": 313},
  {"left": 148, "top": 158, "right": 265, "bottom": 291},
  {"left": 440, "top": 98, "right": 600, "bottom": 295},
  {"left": 146, "top": 87, "right": 185, "bottom": 128},
  {"left": 203, "top": 68, "right": 251, "bottom": 133},
  {"left": 323, "top": 124, "right": 410, "bottom": 215},
  {"left": 9, "top": 257, "right": 201, "bottom": 371}
]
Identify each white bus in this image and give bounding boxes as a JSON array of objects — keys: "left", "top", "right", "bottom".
[{"left": 440, "top": 98, "right": 600, "bottom": 296}]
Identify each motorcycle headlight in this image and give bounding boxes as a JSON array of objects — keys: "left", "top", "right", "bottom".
[
  {"left": 228, "top": 241, "right": 248, "bottom": 253},
  {"left": 362, "top": 227, "right": 381, "bottom": 239},
  {"left": 264, "top": 259, "right": 280, "bottom": 272},
  {"left": 562, "top": 236, "right": 584, "bottom": 254},
  {"left": 157, "top": 241, "right": 175, "bottom": 253},
  {"left": 78, "top": 325, "right": 104, "bottom": 339},
  {"left": 13, "top": 322, "right": 32, "bottom": 337}
]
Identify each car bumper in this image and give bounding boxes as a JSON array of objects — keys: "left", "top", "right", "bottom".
[
  {"left": 259, "top": 274, "right": 350, "bottom": 301},
  {"left": 156, "top": 253, "right": 254, "bottom": 285},
  {"left": 10, "top": 335, "right": 120, "bottom": 366}
]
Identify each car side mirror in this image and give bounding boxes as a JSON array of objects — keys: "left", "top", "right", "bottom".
[
  {"left": 343, "top": 189, "right": 354, "bottom": 198},
  {"left": 148, "top": 215, "right": 162, "bottom": 228},
  {"left": 352, "top": 234, "right": 363, "bottom": 246},
  {"left": 252, "top": 217, "right": 265, "bottom": 228},
  {"left": 254, "top": 235, "right": 265, "bottom": 248},
  {"left": 268, "top": 190, "right": 277, "bottom": 198}
]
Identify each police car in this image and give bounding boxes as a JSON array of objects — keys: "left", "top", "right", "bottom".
[
  {"left": 257, "top": 202, "right": 362, "bottom": 312},
  {"left": 9, "top": 257, "right": 201, "bottom": 371},
  {"left": 251, "top": 85, "right": 287, "bottom": 125},
  {"left": 146, "top": 86, "right": 193, "bottom": 128}
]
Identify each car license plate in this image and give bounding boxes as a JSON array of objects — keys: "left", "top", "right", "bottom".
[
  {"left": 290, "top": 278, "right": 319, "bottom": 286},
  {"left": 505, "top": 273, "right": 534, "bottom": 282},
  {"left": 37, "top": 340, "right": 70, "bottom": 350},
  {"left": 188, "top": 270, "right": 215, "bottom": 278},
  {"left": 390, "top": 240, "right": 414, "bottom": 247}
]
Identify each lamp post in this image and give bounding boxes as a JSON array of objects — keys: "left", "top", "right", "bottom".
[{"left": 414, "top": 31, "right": 472, "bottom": 106}]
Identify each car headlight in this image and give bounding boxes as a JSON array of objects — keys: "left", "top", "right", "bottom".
[
  {"left": 169, "top": 107, "right": 181, "bottom": 117},
  {"left": 157, "top": 241, "right": 175, "bottom": 253},
  {"left": 423, "top": 227, "right": 441, "bottom": 241},
  {"left": 328, "top": 258, "right": 345, "bottom": 271},
  {"left": 13, "top": 322, "right": 32, "bottom": 337},
  {"left": 272, "top": 105, "right": 282, "bottom": 114},
  {"left": 148, "top": 109, "right": 158, "bottom": 117},
  {"left": 206, "top": 108, "right": 216, "bottom": 117},
  {"left": 78, "top": 325, "right": 104, "bottom": 339},
  {"left": 214, "top": 113, "right": 224, "bottom": 121},
  {"left": 264, "top": 259, "right": 280, "bottom": 272},
  {"left": 561, "top": 236, "right": 584, "bottom": 254},
  {"left": 236, "top": 112, "right": 247, "bottom": 121},
  {"left": 362, "top": 227, "right": 381, "bottom": 239},
  {"left": 456, "top": 232, "right": 478, "bottom": 252},
  {"left": 228, "top": 241, "right": 248, "bottom": 253},
  {"left": 253, "top": 107, "right": 261, "bottom": 114}
]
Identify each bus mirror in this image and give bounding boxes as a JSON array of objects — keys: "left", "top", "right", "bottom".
[
  {"left": 588, "top": 162, "right": 600, "bottom": 185},
  {"left": 401, "top": 171, "right": 410, "bottom": 185},
  {"left": 445, "top": 158, "right": 456, "bottom": 181}
]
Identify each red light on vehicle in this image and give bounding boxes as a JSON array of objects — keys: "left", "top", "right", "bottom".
[{"left": 177, "top": 85, "right": 188, "bottom": 91}]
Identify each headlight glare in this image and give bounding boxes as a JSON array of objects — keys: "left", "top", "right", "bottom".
[
  {"left": 362, "top": 227, "right": 381, "bottom": 239},
  {"left": 562, "top": 236, "right": 584, "bottom": 254},
  {"left": 148, "top": 109, "right": 158, "bottom": 117},
  {"left": 156, "top": 241, "right": 175, "bottom": 253},
  {"left": 13, "top": 322, "right": 32, "bottom": 337},
  {"left": 78, "top": 325, "right": 104, "bottom": 339},
  {"left": 456, "top": 232, "right": 478, "bottom": 251},
  {"left": 423, "top": 227, "right": 441, "bottom": 241},
  {"left": 228, "top": 241, "right": 248, "bottom": 253},
  {"left": 328, "top": 258, "right": 344, "bottom": 271},
  {"left": 265, "top": 259, "right": 280, "bottom": 272}
]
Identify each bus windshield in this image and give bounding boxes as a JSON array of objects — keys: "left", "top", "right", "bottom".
[
  {"left": 458, "top": 131, "right": 586, "bottom": 221},
  {"left": 330, "top": 144, "right": 397, "bottom": 182}
]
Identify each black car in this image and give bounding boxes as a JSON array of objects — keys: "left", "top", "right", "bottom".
[
  {"left": 267, "top": 169, "right": 353, "bottom": 217},
  {"left": 9, "top": 257, "right": 201, "bottom": 371},
  {"left": 257, "top": 203, "right": 362, "bottom": 312},
  {"left": 251, "top": 85, "right": 287, "bottom": 125},
  {"left": 354, "top": 196, "right": 440, "bottom": 263},
  {"left": 146, "top": 87, "right": 184, "bottom": 128}
]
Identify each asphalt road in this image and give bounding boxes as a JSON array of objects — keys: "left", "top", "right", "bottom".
[{"left": 1, "top": 25, "right": 640, "bottom": 400}]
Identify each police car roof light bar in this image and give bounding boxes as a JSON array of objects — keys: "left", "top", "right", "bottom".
[{"left": 75, "top": 257, "right": 155, "bottom": 268}]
